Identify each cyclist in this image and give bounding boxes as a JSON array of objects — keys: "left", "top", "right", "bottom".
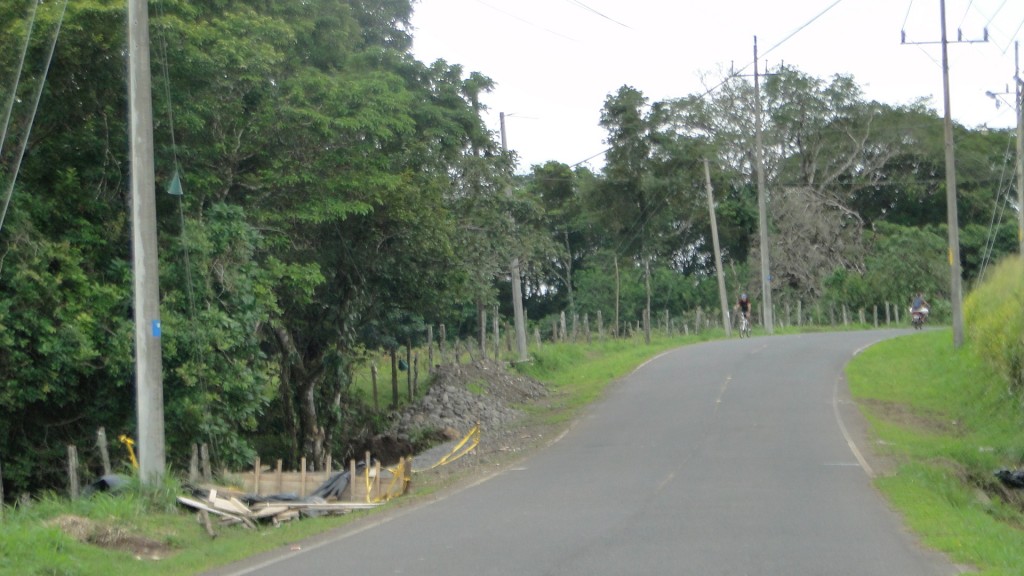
[
  {"left": 735, "top": 293, "right": 752, "bottom": 326},
  {"left": 910, "top": 292, "right": 929, "bottom": 322}
]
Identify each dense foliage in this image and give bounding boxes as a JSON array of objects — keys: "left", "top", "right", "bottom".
[{"left": 0, "top": 0, "right": 1019, "bottom": 496}]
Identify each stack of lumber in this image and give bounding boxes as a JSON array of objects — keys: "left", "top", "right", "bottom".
[{"left": 177, "top": 488, "right": 379, "bottom": 530}]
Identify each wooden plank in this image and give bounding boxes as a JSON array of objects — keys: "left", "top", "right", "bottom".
[
  {"left": 273, "top": 510, "right": 301, "bottom": 524},
  {"left": 227, "top": 496, "right": 253, "bottom": 516},
  {"left": 198, "top": 509, "right": 216, "bottom": 538},
  {"left": 177, "top": 496, "right": 240, "bottom": 519},
  {"left": 252, "top": 505, "right": 291, "bottom": 519},
  {"left": 267, "top": 501, "right": 379, "bottom": 510}
]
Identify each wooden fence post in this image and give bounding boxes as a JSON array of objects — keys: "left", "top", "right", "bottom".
[
  {"left": 584, "top": 313, "right": 591, "bottom": 344},
  {"left": 406, "top": 341, "right": 413, "bottom": 402},
  {"left": 349, "top": 459, "right": 356, "bottom": 501},
  {"left": 276, "top": 459, "right": 284, "bottom": 493},
  {"left": 534, "top": 327, "right": 542, "bottom": 350},
  {"left": 873, "top": 305, "right": 879, "bottom": 327},
  {"left": 67, "top": 445, "right": 80, "bottom": 499},
  {"left": 559, "top": 312, "right": 567, "bottom": 342},
  {"left": 253, "top": 457, "right": 261, "bottom": 494},
  {"left": 300, "top": 457, "right": 307, "bottom": 497},
  {"left": 493, "top": 308, "right": 500, "bottom": 360},
  {"left": 797, "top": 301, "right": 803, "bottom": 326},
  {"left": 390, "top": 348, "right": 399, "bottom": 409},
  {"left": 426, "top": 325, "right": 434, "bottom": 372},
  {"left": 439, "top": 324, "right": 447, "bottom": 365},
  {"left": 859, "top": 308, "right": 865, "bottom": 325},
  {"left": 201, "top": 443, "right": 212, "bottom": 482},
  {"left": 371, "top": 362, "right": 379, "bottom": 412},
  {"left": 190, "top": 444, "right": 200, "bottom": 483},
  {"left": 597, "top": 309, "right": 604, "bottom": 339},
  {"left": 885, "top": 302, "right": 891, "bottom": 325},
  {"left": 96, "top": 427, "right": 111, "bottom": 476},
  {"left": 413, "top": 353, "right": 419, "bottom": 398}
]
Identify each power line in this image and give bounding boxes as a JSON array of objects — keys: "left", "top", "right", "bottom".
[
  {"left": 0, "top": 0, "right": 38, "bottom": 165},
  {"left": 759, "top": 0, "right": 846, "bottom": 63},
  {"left": 902, "top": 0, "right": 916, "bottom": 30},
  {"left": 0, "top": 0, "right": 69, "bottom": 236},
  {"left": 958, "top": 0, "right": 976, "bottom": 30},
  {"left": 474, "top": 0, "right": 577, "bottom": 42},
  {"left": 563, "top": 0, "right": 632, "bottom": 29}
]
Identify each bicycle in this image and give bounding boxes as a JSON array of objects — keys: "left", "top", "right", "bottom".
[{"left": 739, "top": 314, "right": 751, "bottom": 338}]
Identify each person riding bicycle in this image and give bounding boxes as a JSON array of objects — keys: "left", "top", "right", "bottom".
[
  {"left": 910, "top": 292, "right": 929, "bottom": 321},
  {"left": 735, "top": 293, "right": 752, "bottom": 325}
]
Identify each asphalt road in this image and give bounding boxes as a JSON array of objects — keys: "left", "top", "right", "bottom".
[{"left": 210, "top": 330, "right": 963, "bottom": 576}]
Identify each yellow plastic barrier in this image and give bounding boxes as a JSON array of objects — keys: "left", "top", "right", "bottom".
[{"left": 118, "top": 434, "right": 139, "bottom": 469}]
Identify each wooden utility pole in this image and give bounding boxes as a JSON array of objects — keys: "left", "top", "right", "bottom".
[
  {"left": 499, "top": 113, "right": 529, "bottom": 363},
  {"left": 753, "top": 37, "right": 774, "bottom": 334},
  {"left": 704, "top": 159, "right": 731, "bottom": 337},
  {"left": 128, "top": 0, "right": 166, "bottom": 484}
]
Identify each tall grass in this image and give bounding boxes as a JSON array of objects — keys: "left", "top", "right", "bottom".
[{"left": 964, "top": 256, "right": 1024, "bottom": 395}]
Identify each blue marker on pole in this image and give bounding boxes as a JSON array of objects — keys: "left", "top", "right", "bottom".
[{"left": 152, "top": 319, "right": 162, "bottom": 338}]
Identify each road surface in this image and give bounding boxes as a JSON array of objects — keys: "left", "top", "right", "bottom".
[{"left": 209, "top": 330, "right": 963, "bottom": 576}]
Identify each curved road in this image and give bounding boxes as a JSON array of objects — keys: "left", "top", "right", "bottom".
[{"left": 210, "top": 331, "right": 962, "bottom": 576}]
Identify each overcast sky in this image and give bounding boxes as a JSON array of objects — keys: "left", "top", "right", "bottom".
[{"left": 410, "top": 0, "right": 1024, "bottom": 172}]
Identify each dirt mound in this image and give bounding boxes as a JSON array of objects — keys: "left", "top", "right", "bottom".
[{"left": 49, "top": 515, "right": 173, "bottom": 560}]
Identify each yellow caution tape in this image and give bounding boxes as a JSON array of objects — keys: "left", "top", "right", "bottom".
[
  {"left": 118, "top": 434, "right": 139, "bottom": 469},
  {"left": 418, "top": 424, "right": 480, "bottom": 472},
  {"left": 354, "top": 424, "right": 481, "bottom": 503}
]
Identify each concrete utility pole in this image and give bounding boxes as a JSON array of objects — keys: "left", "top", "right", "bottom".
[
  {"left": 128, "top": 0, "right": 166, "bottom": 484},
  {"left": 939, "top": 0, "right": 964, "bottom": 348},
  {"left": 902, "top": 1, "right": 988, "bottom": 349},
  {"left": 752, "top": 37, "right": 774, "bottom": 334},
  {"left": 704, "top": 159, "right": 731, "bottom": 337},
  {"left": 499, "top": 113, "right": 529, "bottom": 363},
  {"left": 989, "top": 41, "right": 1024, "bottom": 254},
  {"left": 1016, "top": 42, "right": 1024, "bottom": 254}
]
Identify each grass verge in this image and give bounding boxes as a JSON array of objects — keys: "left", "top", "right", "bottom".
[{"left": 847, "top": 328, "right": 1024, "bottom": 575}]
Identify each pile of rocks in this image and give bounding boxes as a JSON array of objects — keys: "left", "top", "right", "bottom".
[{"left": 394, "top": 360, "right": 548, "bottom": 438}]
